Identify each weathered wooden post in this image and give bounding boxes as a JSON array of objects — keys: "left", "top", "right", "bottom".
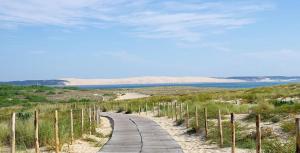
[
  {"left": 158, "top": 102, "right": 160, "bottom": 117},
  {"left": 89, "top": 108, "right": 92, "bottom": 135},
  {"left": 171, "top": 103, "right": 176, "bottom": 120},
  {"left": 152, "top": 103, "right": 154, "bottom": 114},
  {"left": 34, "top": 111, "right": 40, "bottom": 153},
  {"left": 296, "top": 116, "right": 300, "bottom": 153},
  {"left": 55, "top": 110, "right": 60, "bottom": 153},
  {"left": 164, "top": 103, "right": 167, "bottom": 116},
  {"left": 139, "top": 105, "right": 141, "bottom": 115},
  {"left": 70, "top": 109, "right": 74, "bottom": 144},
  {"left": 11, "top": 112, "right": 16, "bottom": 153},
  {"left": 96, "top": 108, "right": 99, "bottom": 125},
  {"left": 231, "top": 113, "right": 236, "bottom": 153},
  {"left": 186, "top": 104, "right": 189, "bottom": 128},
  {"left": 218, "top": 109, "right": 223, "bottom": 147},
  {"left": 180, "top": 103, "right": 183, "bottom": 120},
  {"left": 145, "top": 103, "right": 148, "bottom": 115},
  {"left": 256, "top": 114, "right": 261, "bottom": 153},
  {"left": 93, "top": 104, "right": 96, "bottom": 121},
  {"left": 204, "top": 108, "right": 208, "bottom": 139},
  {"left": 195, "top": 106, "right": 199, "bottom": 134},
  {"left": 81, "top": 109, "right": 84, "bottom": 136},
  {"left": 175, "top": 103, "right": 178, "bottom": 121}
]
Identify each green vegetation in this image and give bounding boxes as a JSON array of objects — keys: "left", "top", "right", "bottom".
[{"left": 0, "top": 83, "right": 300, "bottom": 152}]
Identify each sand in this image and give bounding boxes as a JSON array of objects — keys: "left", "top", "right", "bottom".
[
  {"left": 115, "top": 92, "right": 150, "bottom": 100},
  {"left": 136, "top": 112, "right": 254, "bottom": 153},
  {"left": 63, "top": 76, "right": 244, "bottom": 86}
]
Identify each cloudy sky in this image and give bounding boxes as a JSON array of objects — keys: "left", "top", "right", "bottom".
[{"left": 0, "top": 0, "right": 300, "bottom": 81}]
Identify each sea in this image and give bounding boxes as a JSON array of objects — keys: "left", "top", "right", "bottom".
[{"left": 76, "top": 82, "right": 297, "bottom": 89}]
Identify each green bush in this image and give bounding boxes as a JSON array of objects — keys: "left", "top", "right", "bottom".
[
  {"left": 263, "top": 138, "right": 295, "bottom": 153},
  {"left": 281, "top": 121, "right": 295, "bottom": 134},
  {"left": 25, "top": 95, "right": 47, "bottom": 102},
  {"left": 270, "top": 116, "right": 280, "bottom": 123}
]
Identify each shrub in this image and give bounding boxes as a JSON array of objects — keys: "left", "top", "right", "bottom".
[
  {"left": 175, "top": 119, "right": 184, "bottom": 126},
  {"left": 16, "top": 112, "right": 32, "bottom": 121},
  {"left": 0, "top": 123, "right": 9, "bottom": 146},
  {"left": 116, "top": 107, "right": 124, "bottom": 113},
  {"left": 271, "top": 116, "right": 280, "bottom": 123},
  {"left": 25, "top": 95, "right": 47, "bottom": 102},
  {"left": 281, "top": 121, "right": 295, "bottom": 134},
  {"left": 263, "top": 138, "right": 295, "bottom": 153}
]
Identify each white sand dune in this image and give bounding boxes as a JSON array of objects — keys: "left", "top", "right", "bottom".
[
  {"left": 63, "top": 76, "right": 244, "bottom": 86},
  {"left": 115, "top": 92, "right": 150, "bottom": 100}
]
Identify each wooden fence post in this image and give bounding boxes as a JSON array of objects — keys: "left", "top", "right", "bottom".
[
  {"left": 81, "top": 109, "right": 84, "bottom": 136},
  {"left": 89, "top": 108, "right": 92, "bottom": 135},
  {"left": 218, "top": 109, "right": 223, "bottom": 147},
  {"left": 35, "top": 111, "right": 40, "bottom": 153},
  {"left": 175, "top": 103, "right": 178, "bottom": 121},
  {"left": 145, "top": 103, "right": 148, "bottom": 115},
  {"left": 256, "top": 114, "right": 261, "bottom": 153},
  {"left": 231, "top": 113, "right": 235, "bottom": 153},
  {"left": 11, "top": 112, "right": 15, "bottom": 153},
  {"left": 296, "top": 116, "right": 300, "bottom": 153},
  {"left": 171, "top": 103, "right": 176, "bottom": 120},
  {"left": 139, "top": 105, "right": 141, "bottom": 115},
  {"left": 96, "top": 108, "right": 99, "bottom": 125},
  {"left": 152, "top": 103, "right": 154, "bottom": 114},
  {"left": 55, "top": 110, "right": 60, "bottom": 153},
  {"left": 158, "top": 102, "right": 160, "bottom": 117},
  {"left": 70, "top": 109, "right": 74, "bottom": 144},
  {"left": 186, "top": 104, "right": 189, "bottom": 128},
  {"left": 195, "top": 107, "right": 199, "bottom": 134},
  {"left": 93, "top": 105, "right": 96, "bottom": 121},
  {"left": 180, "top": 103, "right": 183, "bottom": 120},
  {"left": 204, "top": 108, "right": 208, "bottom": 139}
]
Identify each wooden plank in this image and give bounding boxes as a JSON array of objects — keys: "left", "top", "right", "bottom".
[
  {"left": 218, "top": 109, "right": 223, "bottom": 147},
  {"left": 89, "top": 108, "right": 92, "bottom": 135},
  {"left": 186, "top": 104, "right": 189, "bottom": 128},
  {"left": 70, "top": 109, "right": 74, "bottom": 144},
  {"left": 81, "top": 109, "right": 84, "bottom": 136},
  {"left": 204, "top": 108, "right": 208, "bottom": 139},
  {"left": 256, "top": 114, "right": 261, "bottom": 153},
  {"left": 35, "top": 111, "right": 40, "bottom": 153},
  {"left": 180, "top": 103, "right": 183, "bottom": 120},
  {"left": 55, "top": 110, "right": 60, "bottom": 153},
  {"left": 296, "top": 116, "right": 300, "bottom": 153},
  {"left": 11, "top": 112, "right": 15, "bottom": 153},
  {"left": 195, "top": 106, "right": 199, "bottom": 134},
  {"left": 175, "top": 103, "right": 178, "bottom": 121},
  {"left": 231, "top": 113, "right": 235, "bottom": 153}
]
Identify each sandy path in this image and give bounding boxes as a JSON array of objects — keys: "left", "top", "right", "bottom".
[
  {"left": 136, "top": 112, "right": 254, "bottom": 153},
  {"left": 115, "top": 92, "right": 149, "bottom": 100}
]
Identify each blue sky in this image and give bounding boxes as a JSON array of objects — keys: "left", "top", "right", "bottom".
[{"left": 0, "top": 0, "right": 300, "bottom": 81}]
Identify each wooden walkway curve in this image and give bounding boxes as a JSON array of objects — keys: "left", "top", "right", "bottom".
[{"left": 99, "top": 112, "right": 183, "bottom": 153}]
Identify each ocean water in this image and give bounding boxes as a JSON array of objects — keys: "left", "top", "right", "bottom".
[{"left": 76, "top": 82, "right": 296, "bottom": 89}]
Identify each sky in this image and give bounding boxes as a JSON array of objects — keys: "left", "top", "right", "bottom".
[{"left": 0, "top": 0, "right": 300, "bottom": 81}]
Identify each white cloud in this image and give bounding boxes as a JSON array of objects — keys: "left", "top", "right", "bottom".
[{"left": 0, "top": 0, "right": 274, "bottom": 41}]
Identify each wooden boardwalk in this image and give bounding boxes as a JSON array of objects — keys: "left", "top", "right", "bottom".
[{"left": 99, "top": 112, "right": 183, "bottom": 153}]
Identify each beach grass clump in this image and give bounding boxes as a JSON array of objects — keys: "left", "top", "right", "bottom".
[
  {"left": 281, "top": 120, "right": 295, "bottom": 134},
  {"left": 262, "top": 138, "right": 295, "bottom": 153},
  {"left": 0, "top": 123, "right": 9, "bottom": 146}
]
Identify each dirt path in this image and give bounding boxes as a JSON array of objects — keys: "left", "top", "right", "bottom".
[{"left": 115, "top": 92, "right": 149, "bottom": 100}]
